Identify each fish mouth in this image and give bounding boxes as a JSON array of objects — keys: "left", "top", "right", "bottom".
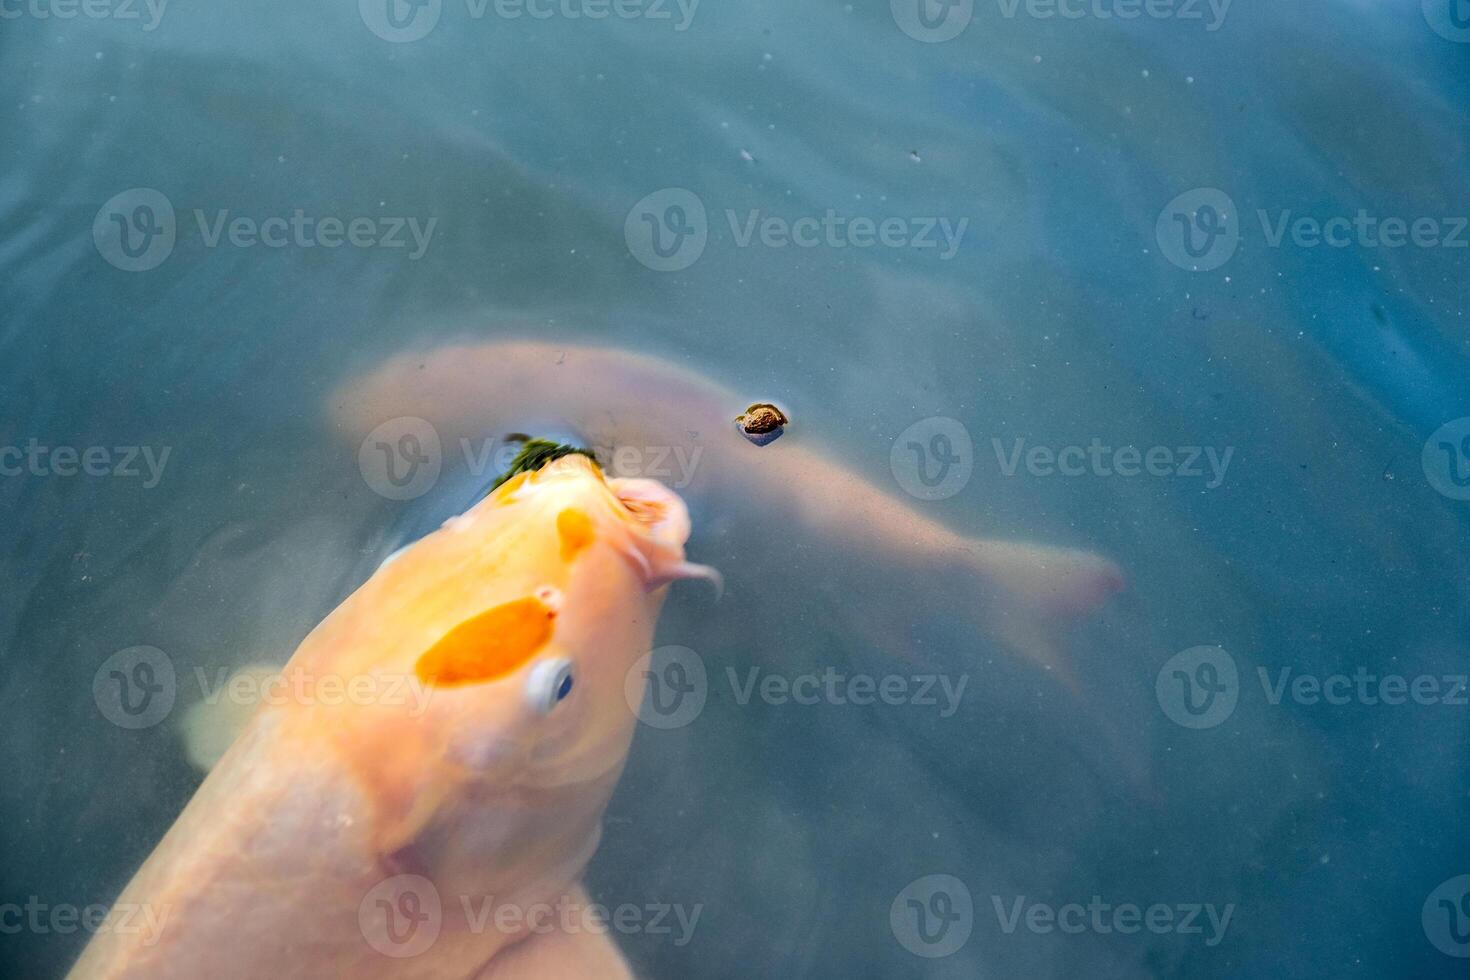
[
  {"left": 608, "top": 477, "right": 722, "bottom": 597},
  {"left": 607, "top": 476, "right": 690, "bottom": 547},
  {"left": 534, "top": 453, "right": 721, "bottom": 596}
]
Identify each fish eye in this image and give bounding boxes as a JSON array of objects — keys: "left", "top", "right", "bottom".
[{"left": 525, "top": 657, "right": 575, "bottom": 714}]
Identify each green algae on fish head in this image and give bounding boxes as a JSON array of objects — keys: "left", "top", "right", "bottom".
[{"left": 487, "top": 438, "right": 600, "bottom": 493}]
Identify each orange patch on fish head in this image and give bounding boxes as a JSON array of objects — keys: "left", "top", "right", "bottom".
[
  {"left": 415, "top": 595, "right": 557, "bottom": 687},
  {"left": 557, "top": 507, "right": 595, "bottom": 561},
  {"left": 491, "top": 470, "right": 532, "bottom": 502}
]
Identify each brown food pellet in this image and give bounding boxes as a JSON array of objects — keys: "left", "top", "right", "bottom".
[{"left": 736, "top": 403, "right": 788, "bottom": 434}]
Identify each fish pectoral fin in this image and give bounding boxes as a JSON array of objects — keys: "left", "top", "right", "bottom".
[
  {"left": 177, "top": 661, "right": 285, "bottom": 772},
  {"left": 472, "top": 885, "right": 635, "bottom": 980}
]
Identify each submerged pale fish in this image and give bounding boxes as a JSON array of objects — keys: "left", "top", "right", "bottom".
[
  {"left": 331, "top": 339, "right": 1128, "bottom": 685},
  {"left": 69, "top": 453, "right": 713, "bottom": 979}
]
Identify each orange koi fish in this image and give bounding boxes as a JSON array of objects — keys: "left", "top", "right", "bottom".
[{"left": 69, "top": 447, "right": 715, "bottom": 979}]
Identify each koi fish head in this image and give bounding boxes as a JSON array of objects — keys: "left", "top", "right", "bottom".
[
  {"left": 408, "top": 452, "right": 712, "bottom": 785},
  {"left": 289, "top": 452, "right": 714, "bottom": 882}
]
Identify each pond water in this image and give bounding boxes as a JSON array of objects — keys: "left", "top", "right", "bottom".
[{"left": 2, "top": 1, "right": 1469, "bottom": 977}]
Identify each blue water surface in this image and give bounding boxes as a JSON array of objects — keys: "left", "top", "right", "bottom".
[{"left": 2, "top": 1, "right": 1469, "bottom": 977}]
